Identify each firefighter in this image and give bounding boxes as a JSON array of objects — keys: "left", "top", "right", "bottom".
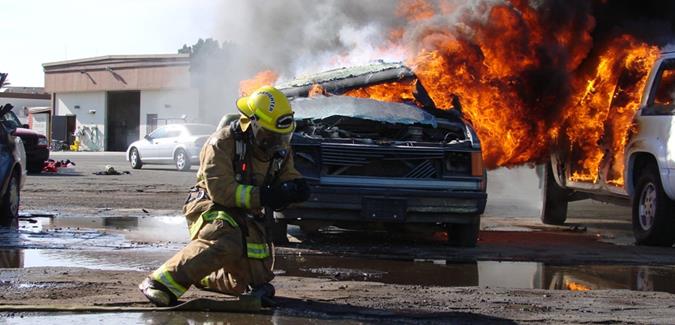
[{"left": 139, "top": 86, "right": 310, "bottom": 306}]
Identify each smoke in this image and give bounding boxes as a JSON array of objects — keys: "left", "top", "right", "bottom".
[
  {"left": 206, "top": 0, "right": 675, "bottom": 86},
  {"left": 212, "top": 0, "right": 405, "bottom": 80},
  {"left": 199, "top": 1, "right": 675, "bottom": 169}
]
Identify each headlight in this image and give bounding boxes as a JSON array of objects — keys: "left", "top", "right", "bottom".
[
  {"left": 443, "top": 152, "right": 471, "bottom": 176},
  {"left": 443, "top": 151, "right": 484, "bottom": 177},
  {"left": 37, "top": 138, "right": 48, "bottom": 146}
]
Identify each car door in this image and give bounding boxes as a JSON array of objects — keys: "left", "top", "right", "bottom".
[
  {"left": 153, "top": 126, "right": 182, "bottom": 163},
  {"left": 141, "top": 126, "right": 167, "bottom": 161}
]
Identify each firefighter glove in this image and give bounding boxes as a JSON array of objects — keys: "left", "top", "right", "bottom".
[{"left": 260, "top": 185, "right": 293, "bottom": 210}]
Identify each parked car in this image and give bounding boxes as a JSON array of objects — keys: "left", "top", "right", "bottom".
[
  {"left": 126, "top": 124, "right": 215, "bottom": 171},
  {"left": 542, "top": 51, "right": 675, "bottom": 246},
  {"left": 224, "top": 62, "right": 487, "bottom": 246},
  {"left": 0, "top": 104, "right": 26, "bottom": 224},
  {"left": 0, "top": 110, "right": 48, "bottom": 173}
]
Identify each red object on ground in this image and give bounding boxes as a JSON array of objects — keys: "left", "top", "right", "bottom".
[{"left": 41, "top": 159, "right": 75, "bottom": 173}]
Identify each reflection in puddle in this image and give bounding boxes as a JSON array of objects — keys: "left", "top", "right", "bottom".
[
  {"left": 1, "top": 310, "right": 371, "bottom": 325},
  {"left": 0, "top": 249, "right": 143, "bottom": 271},
  {"left": 42, "top": 215, "right": 189, "bottom": 243},
  {"left": 4, "top": 215, "right": 675, "bottom": 296},
  {"left": 1, "top": 246, "right": 674, "bottom": 294},
  {"left": 276, "top": 255, "right": 675, "bottom": 294}
]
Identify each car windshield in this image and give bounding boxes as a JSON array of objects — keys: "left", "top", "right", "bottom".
[
  {"left": 184, "top": 124, "right": 215, "bottom": 135},
  {"left": 291, "top": 95, "right": 438, "bottom": 127},
  {"left": 0, "top": 111, "right": 22, "bottom": 129}
]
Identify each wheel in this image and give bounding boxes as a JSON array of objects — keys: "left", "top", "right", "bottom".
[
  {"left": 541, "top": 161, "right": 570, "bottom": 225},
  {"left": 27, "top": 162, "right": 43, "bottom": 174},
  {"left": 174, "top": 149, "right": 190, "bottom": 171},
  {"left": 129, "top": 148, "right": 143, "bottom": 169},
  {"left": 0, "top": 171, "right": 20, "bottom": 228},
  {"left": 632, "top": 162, "right": 675, "bottom": 246},
  {"left": 446, "top": 217, "right": 480, "bottom": 247}
]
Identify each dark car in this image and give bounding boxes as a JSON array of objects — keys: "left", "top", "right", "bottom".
[
  {"left": 274, "top": 62, "right": 487, "bottom": 246},
  {"left": 2, "top": 111, "right": 49, "bottom": 173},
  {"left": 0, "top": 104, "right": 25, "bottom": 224}
]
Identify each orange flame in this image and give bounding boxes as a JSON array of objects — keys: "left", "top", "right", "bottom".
[
  {"left": 239, "top": 70, "right": 279, "bottom": 96},
  {"left": 308, "top": 84, "right": 327, "bottom": 97},
  {"left": 566, "top": 281, "right": 592, "bottom": 291},
  {"left": 340, "top": 1, "right": 659, "bottom": 187},
  {"left": 396, "top": 0, "right": 435, "bottom": 22},
  {"left": 344, "top": 80, "right": 416, "bottom": 103},
  {"left": 238, "top": 1, "right": 661, "bottom": 188},
  {"left": 562, "top": 36, "right": 659, "bottom": 184}
]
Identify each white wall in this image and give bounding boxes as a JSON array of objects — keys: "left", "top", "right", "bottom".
[
  {"left": 0, "top": 97, "right": 50, "bottom": 123},
  {"left": 140, "top": 89, "right": 199, "bottom": 136},
  {"left": 55, "top": 92, "right": 106, "bottom": 151}
]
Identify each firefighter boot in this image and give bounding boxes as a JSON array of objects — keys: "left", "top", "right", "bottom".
[{"left": 139, "top": 277, "right": 178, "bottom": 307}]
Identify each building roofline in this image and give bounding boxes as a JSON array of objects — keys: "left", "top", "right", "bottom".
[
  {"left": 42, "top": 53, "right": 189, "bottom": 68},
  {"left": 0, "top": 92, "right": 51, "bottom": 100}
]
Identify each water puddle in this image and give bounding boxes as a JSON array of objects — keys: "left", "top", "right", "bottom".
[
  {"left": 0, "top": 215, "right": 189, "bottom": 251},
  {"left": 1, "top": 311, "right": 393, "bottom": 325},
  {"left": 276, "top": 255, "right": 675, "bottom": 294},
  {"left": 4, "top": 215, "right": 675, "bottom": 295}
]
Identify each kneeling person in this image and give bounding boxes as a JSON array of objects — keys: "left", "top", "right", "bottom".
[{"left": 139, "top": 86, "right": 309, "bottom": 306}]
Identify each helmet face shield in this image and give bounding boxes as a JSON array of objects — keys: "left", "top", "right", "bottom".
[{"left": 251, "top": 121, "right": 294, "bottom": 159}]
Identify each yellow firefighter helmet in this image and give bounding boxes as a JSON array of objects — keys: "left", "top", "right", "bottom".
[{"left": 236, "top": 86, "right": 295, "bottom": 134}]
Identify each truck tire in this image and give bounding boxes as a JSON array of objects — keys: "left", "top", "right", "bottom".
[
  {"left": 632, "top": 163, "right": 675, "bottom": 246},
  {"left": 541, "top": 162, "right": 569, "bottom": 225},
  {"left": 446, "top": 217, "right": 480, "bottom": 247},
  {"left": 0, "top": 171, "right": 20, "bottom": 228}
]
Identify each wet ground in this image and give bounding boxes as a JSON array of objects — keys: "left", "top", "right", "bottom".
[
  {"left": 4, "top": 152, "right": 675, "bottom": 323},
  {"left": 4, "top": 215, "right": 675, "bottom": 296}
]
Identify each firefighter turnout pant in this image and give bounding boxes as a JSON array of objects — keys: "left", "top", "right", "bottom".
[{"left": 149, "top": 210, "right": 274, "bottom": 298}]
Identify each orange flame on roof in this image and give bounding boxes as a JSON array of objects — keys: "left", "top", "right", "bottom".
[
  {"left": 344, "top": 80, "right": 417, "bottom": 103},
  {"left": 239, "top": 70, "right": 279, "bottom": 96}
]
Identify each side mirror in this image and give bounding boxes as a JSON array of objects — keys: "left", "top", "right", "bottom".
[
  {"left": 21, "top": 124, "right": 29, "bottom": 129},
  {"left": 144, "top": 134, "right": 152, "bottom": 141}
]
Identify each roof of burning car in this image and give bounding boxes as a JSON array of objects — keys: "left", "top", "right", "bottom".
[{"left": 278, "top": 61, "right": 415, "bottom": 98}]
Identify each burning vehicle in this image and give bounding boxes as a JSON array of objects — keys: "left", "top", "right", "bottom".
[
  {"left": 270, "top": 62, "right": 487, "bottom": 246},
  {"left": 542, "top": 50, "right": 675, "bottom": 247}
]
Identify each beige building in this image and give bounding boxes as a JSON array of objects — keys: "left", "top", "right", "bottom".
[{"left": 43, "top": 54, "right": 203, "bottom": 151}]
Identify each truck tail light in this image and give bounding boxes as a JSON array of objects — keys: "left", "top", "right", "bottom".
[{"left": 471, "top": 152, "right": 484, "bottom": 177}]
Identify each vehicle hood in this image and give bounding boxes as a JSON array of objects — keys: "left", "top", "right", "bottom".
[
  {"left": 14, "top": 127, "right": 46, "bottom": 138},
  {"left": 292, "top": 96, "right": 437, "bottom": 127},
  {"left": 277, "top": 61, "right": 456, "bottom": 118}
]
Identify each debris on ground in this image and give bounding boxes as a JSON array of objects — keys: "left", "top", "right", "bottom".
[
  {"left": 41, "top": 159, "right": 76, "bottom": 173},
  {"left": 93, "top": 165, "right": 130, "bottom": 176}
]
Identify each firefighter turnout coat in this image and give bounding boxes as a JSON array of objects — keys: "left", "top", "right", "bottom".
[{"left": 150, "top": 122, "right": 303, "bottom": 298}]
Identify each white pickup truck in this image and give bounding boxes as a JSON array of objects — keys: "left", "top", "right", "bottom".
[{"left": 542, "top": 51, "right": 675, "bottom": 246}]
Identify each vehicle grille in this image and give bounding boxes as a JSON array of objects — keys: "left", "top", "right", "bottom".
[
  {"left": 320, "top": 144, "right": 444, "bottom": 179},
  {"left": 20, "top": 136, "right": 37, "bottom": 150}
]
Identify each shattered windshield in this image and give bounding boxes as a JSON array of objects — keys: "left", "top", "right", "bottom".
[{"left": 291, "top": 95, "right": 438, "bottom": 127}]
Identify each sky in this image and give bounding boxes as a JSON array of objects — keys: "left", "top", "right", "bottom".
[{"left": 1, "top": 0, "right": 222, "bottom": 87}]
